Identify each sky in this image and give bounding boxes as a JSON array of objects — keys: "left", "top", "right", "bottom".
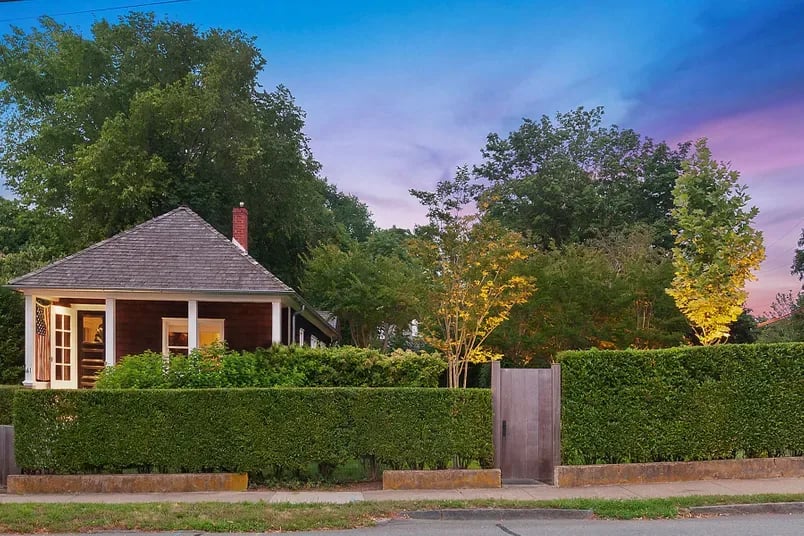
[{"left": 1, "top": 0, "right": 803, "bottom": 314}]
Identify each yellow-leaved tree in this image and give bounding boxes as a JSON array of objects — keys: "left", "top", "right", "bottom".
[
  {"left": 411, "top": 168, "right": 536, "bottom": 387},
  {"left": 667, "top": 139, "right": 765, "bottom": 345}
]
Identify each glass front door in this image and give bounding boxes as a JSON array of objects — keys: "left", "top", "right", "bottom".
[{"left": 51, "top": 306, "right": 77, "bottom": 389}]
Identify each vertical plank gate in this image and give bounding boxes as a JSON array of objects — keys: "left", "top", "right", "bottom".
[
  {"left": 0, "top": 425, "right": 19, "bottom": 487},
  {"left": 491, "top": 362, "right": 560, "bottom": 484}
]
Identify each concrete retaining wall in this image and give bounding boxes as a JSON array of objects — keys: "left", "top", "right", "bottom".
[
  {"left": 7, "top": 472, "right": 248, "bottom": 494},
  {"left": 383, "top": 469, "right": 501, "bottom": 490},
  {"left": 555, "top": 456, "right": 804, "bottom": 487}
]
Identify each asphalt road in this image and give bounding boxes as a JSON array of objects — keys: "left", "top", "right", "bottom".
[
  {"left": 297, "top": 514, "right": 804, "bottom": 536},
  {"left": 32, "top": 514, "right": 804, "bottom": 536}
]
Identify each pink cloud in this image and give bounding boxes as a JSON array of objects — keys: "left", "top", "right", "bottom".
[{"left": 674, "top": 99, "right": 804, "bottom": 176}]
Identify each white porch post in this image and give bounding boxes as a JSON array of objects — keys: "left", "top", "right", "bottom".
[
  {"left": 271, "top": 300, "right": 281, "bottom": 345},
  {"left": 104, "top": 298, "right": 116, "bottom": 366},
  {"left": 188, "top": 300, "right": 199, "bottom": 351},
  {"left": 23, "top": 294, "right": 35, "bottom": 387}
]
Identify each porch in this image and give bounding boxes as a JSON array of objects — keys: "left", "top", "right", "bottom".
[{"left": 22, "top": 292, "right": 286, "bottom": 389}]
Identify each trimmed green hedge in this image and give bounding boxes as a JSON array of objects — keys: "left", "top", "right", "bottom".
[
  {"left": 0, "top": 385, "right": 19, "bottom": 425},
  {"left": 13, "top": 388, "right": 492, "bottom": 474},
  {"left": 558, "top": 343, "right": 804, "bottom": 465},
  {"left": 95, "top": 345, "right": 447, "bottom": 389}
]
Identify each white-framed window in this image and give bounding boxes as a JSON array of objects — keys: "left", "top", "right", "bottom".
[
  {"left": 310, "top": 335, "right": 318, "bottom": 348},
  {"left": 162, "top": 318, "right": 224, "bottom": 355},
  {"left": 298, "top": 328, "right": 305, "bottom": 346}
]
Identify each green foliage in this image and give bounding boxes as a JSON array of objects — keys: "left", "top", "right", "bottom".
[
  {"left": 0, "top": 13, "right": 373, "bottom": 286},
  {"left": 302, "top": 229, "right": 425, "bottom": 349},
  {"left": 0, "top": 385, "right": 20, "bottom": 424},
  {"left": 95, "top": 344, "right": 447, "bottom": 389},
  {"left": 488, "top": 227, "right": 687, "bottom": 365},
  {"left": 794, "top": 229, "right": 804, "bottom": 281},
  {"left": 758, "top": 292, "right": 804, "bottom": 343},
  {"left": 13, "top": 387, "right": 492, "bottom": 474},
  {"left": 667, "top": 139, "right": 765, "bottom": 345},
  {"left": 410, "top": 169, "right": 536, "bottom": 387},
  {"left": 558, "top": 343, "right": 804, "bottom": 464},
  {"left": 475, "top": 107, "right": 690, "bottom": 249}
]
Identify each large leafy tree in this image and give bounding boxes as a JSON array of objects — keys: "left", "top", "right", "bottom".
[
  {"left": 411, "top": 170, "right": 536, "bottom": 387},
  {"left": 667, "top": 139, "right": 765, "bottom": 345},
  {"left": 487, "top": 227, "right": 686, "bottom": 365},
  {"left": 0, "top": 13, "right": 369, "bottom": 285},
  {"left": 476, "top": 107, "right": 689, "bottom": 249},
  {"left": 302, "top": 228, "right": 423, "bottom": 350}
]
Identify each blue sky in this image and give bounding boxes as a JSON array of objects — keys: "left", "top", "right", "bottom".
[{"left": 2, "top": 0, "right": 803, "bottom": 313}]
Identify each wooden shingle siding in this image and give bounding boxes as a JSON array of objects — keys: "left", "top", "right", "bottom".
[
  {"left": 116, "top": 300, "right": 187, "bottom": 358},
  {"left": 198, "top": 302, "right": 272, "bottom": 351}
]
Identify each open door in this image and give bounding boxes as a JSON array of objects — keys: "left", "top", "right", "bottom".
[{"left": 51, "top": 306, "right": 77, "bottom": 389}]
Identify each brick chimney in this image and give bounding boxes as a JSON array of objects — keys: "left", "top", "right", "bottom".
[{"left": 232, "top": 202, "right": 248, "bottom": 252}]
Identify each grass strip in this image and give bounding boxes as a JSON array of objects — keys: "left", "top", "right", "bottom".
[{"left": 0, "top": 494, "right": 801, "bottom": 533}]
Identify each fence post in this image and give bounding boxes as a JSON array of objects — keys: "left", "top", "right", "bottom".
[
  {"left": 551, "top": 363, "right": 561, "bottom": 478},
  {"left": 0, "top": 425, "right": 19, "bottom": 486},
  {"left": 491, "top": 360, "right": 502, "bottom": 469}
]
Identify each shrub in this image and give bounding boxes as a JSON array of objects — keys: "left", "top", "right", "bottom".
[
  {"left": 0, "top": 385, "right": 19, "bottom": 425},
  {"left": 557, "top": 343, "right": 804, "bottom": 465},
  {"left": 96, "top": 344, "right": 446, "bottom": 389},
  {"left": 12, "top": 387, "right": 492, "bottom": 475}
]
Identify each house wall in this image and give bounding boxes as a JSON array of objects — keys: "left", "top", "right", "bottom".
[
  {"left": 115, "top": 300, "right": 274, "bottom": 358},
  {"left": 198, "top": 302, "right": 272, "bottom": 351},
  {"left": 116, "top": 300, "right": 187, "bottom": 358},
  {"left": 293, "top": 313, "right": 335, "bottom": 346}
]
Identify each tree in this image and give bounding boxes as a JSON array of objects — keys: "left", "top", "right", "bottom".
[
  {"left": 411, "top": 170, "right": 536, "bottom": 387},
  {"left": 757, "top": 291, "right": 804, "bottom": 343},
  {"left": 475, "top": 107, "right": 690, "bottom": 249},
  {"left": 794, "top": 229, "right": 804, "bottom": 283},
  {"left": 486, "top": 227, "right": 686, "bottom": 365},
  {"left": 0, "top": 13, "right": 370, "bottom": 286},
  {"left": 666, "top": 139, "right": 765, "bottom": 345},
  {"left": 302, "top": 229, "right": 424, "bottom": 350}
]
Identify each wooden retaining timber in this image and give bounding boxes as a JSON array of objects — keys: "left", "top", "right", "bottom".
[
  {"left": 382, "top": 469, "right": 502, "bottom": 490},
  {"left": 7, "top": 472, "right": 249, "bottom": 494},
  {"left": 554, "top": 457, "right": 804, "bottom": 487}
]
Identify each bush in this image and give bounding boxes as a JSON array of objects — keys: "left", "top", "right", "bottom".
[
  {"left": 0, "top": 385, "right": 19, "bottom": 425},
  {"left": 96, "top": 344, "right": 447, "bottom": 389},
  {"left": 557, "top": 343, "right": 804, "bottom": 465},
  {"left": 12, "top": 387, "right": 492, "bottom": 475}
]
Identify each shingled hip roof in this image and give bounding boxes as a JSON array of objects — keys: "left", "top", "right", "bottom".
[{"left": 8, "top": 207, "right": 294, "bottom": 294}]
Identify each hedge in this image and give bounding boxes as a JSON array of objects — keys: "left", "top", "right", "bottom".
[
  {"left": 13, "top": 387, "right": 492, "bottom": 474},
  {"left": 558, "top": 343, "right": 804, "bottom": 465},
  {"left": 0, "top": 385, "right": 19, "bottom": 425},
  {"left": 95, "top": 345, "right": 447, "bottom": 389}
]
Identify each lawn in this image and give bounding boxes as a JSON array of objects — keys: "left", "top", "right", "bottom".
[{"left": 0, "top": 494, "right": 801, "bottom": 532}]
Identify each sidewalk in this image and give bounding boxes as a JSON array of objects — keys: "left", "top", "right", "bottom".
[{"left": 1, "top": 478, "right": 802, "bottom": 504}]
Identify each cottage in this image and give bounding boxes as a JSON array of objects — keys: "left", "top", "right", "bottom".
[{"left": 8, "top": 205, "right": 338, "bottom": 389}]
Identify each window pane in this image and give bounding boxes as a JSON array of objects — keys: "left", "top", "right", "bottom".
[
  {"left": 64, "top": 331, "right": 70, "bottom": 347},
  {"left": 63, "top": 348, "right": 70, "bottom": 364},
  {"left": 56, "top": 315, "right": 62, "bottom": 330},
  {"left": 56, "top": 364, "right": 62, "bottom": 381},
  {"left": 56, "top": 331, "right": 62, "bottom": 347},
  {"left": 64, "top": 363, "right": 71, "bottom": 380},
  {"left": 199, "top": 331, "right": 221, "bottom": 346},
  {"left": 169, "top": 331, "right": 188, "bottom": 346},
  {"left": 64, "top": 315, "right": 71, "bottom": 330}
]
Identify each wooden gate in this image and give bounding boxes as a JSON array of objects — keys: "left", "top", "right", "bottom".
[
  {"left": 491, "top": 362, "right": 560, "bottom": 484},
  {"left": 0, "top": 425, "right": 19, "bottom": 487}
]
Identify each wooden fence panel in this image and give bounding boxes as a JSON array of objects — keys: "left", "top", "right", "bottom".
[{"left": 0, "top": 425, "right": 19, "bottom": 487}]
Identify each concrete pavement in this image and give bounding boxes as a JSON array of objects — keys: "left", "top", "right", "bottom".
[{"left": 0, "top": 477, "right": 802, "bottom": 504}]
